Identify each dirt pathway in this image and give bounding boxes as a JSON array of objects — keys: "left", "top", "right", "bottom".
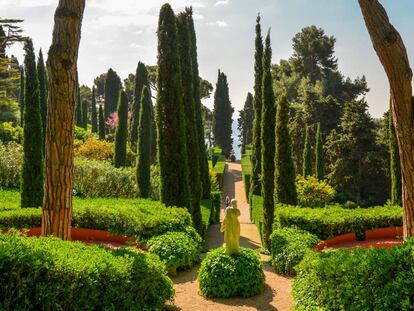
[{"left": 169, "top": 162, "right": 293, "bottom": 311}]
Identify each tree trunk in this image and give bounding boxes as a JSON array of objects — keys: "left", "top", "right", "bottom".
[
  {"left": 42, "top": 0, "right": 85, "bottom": 240},
  {"left": 358, "top": 0, "right": 414, "bottom": 239}
]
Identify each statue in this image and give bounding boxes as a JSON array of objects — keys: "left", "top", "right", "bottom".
[{"left": 220, "top": 198, "right": 241, "bottom": 254}]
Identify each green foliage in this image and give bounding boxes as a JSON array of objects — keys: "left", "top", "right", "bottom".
[
  {"left": 75, "top": 82, "right": 82, "bottom": 127},
  {"left": 148, "top": 231, "right": 200, "bottom": 270},
  {"left": 389, "top": 103, "right": 401, "bottom": 205},
  {"left": 209, "top": 150, "right": 226, "bottom": 190},
  {"left": 293, "top": 240, "right": 414, "bottom": 311},
  {"left": 213, "top": 70, "right": 233, "bottom": 157},
  {"left": 270, "top": 227, "right": 319, "bottom": 276},
  {"left": 18, "top": 66, "right": 24, "bottom": 126},
  {"left": 98, "top": 105, "right": 105, "bottom": 140},
  {"left": 21, "top": 39, "right": 43, "bottom": 208},
  {"left": 198, "top": 247, "right": 265, "bottom": 298},
  {"left": 296, "top": 175, "right": 335, "bottom": 207},
  {"left": 210, "top": 191, "right": 221, "bottom": 223},
  {"left": 251, "top": 14, "right": 264, "bottom": 197},
  {"left": 238, "top": 92, "right": 254, "bottom": 154},
  {"left": 81, "top": 99, "right": 88, "bottom": 130},
  {"left": 136, "top": 86, "right": 152, "bottom": 198},
  {"left": 0, "top": 142, "right": 22, "bottom": 187},
  {"left": 91, "top": 87, "right": 98, "bottom": 133},
  {"left": 104, "top": 68, "right": 122, "bottom": 119},
  {"left": 274, "top": 94, "right": 297, "bottom": 205},
  {"left": 156, "top": 4, "right": 190, "bottom": 209},
  {"left": 0, "top": 233, "right": 174, "bottom": 310},
  {"left": 241, "top": 146, "right": 252, "bottom": 200},
  {"left": 261, "top": 31, "right": 276, "bottom": 249},
  {"left": 36, "top": 49, "right": 47, "bottom": 142},
  {"left": 74, "top": 125, "right": 88, "bottom": 141},
  {"left": 114, "top": 90, "right": 128, "bottom": 168},
  {"left": 0, "top": 122, "right": 22, "bottom": 143},
  {"left": 302, "top": 125, "right": 312, "bottom": 176},
  {"left": 314, "top": 122, "right": 324, "bottom": 180}
]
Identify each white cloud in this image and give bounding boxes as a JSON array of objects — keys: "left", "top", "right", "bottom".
[
  {"left": 207, "top": 20, "right": 228, "bottom": 27},
  {"left": 214, "top": 0, "right": 229, "bottom": 7}
]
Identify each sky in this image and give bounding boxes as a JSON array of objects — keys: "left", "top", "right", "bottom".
[{"left": 3, "top": 0, "right": 414, "bottom": 120}]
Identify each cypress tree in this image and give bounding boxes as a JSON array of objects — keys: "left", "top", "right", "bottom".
[
  {"left": 251, "top": 14, "right": 264, "bottom": 196},
  {"left": 302, "top": 125, "right": 312, "bottom": 177},
  {"left": 75, "top": 82, "right": 82, "bottom": 126},
  {"left": 114, "top": 90, "right": 128, "bottom": 168},
  {"left": 19, "top": 66, "right": 24, "bottom": 126},
  {"left": 213, "top": 70, "right": 233, "bottom": 157},
  {"left": 104, "top": 68, "right": 122, "bottom": 119},
  {"left": 21, "top": 39, "right": 43, "bottom": 208},
  {"left": 261, "top": 31, "right": 276, "bottom": 249},
  {"left": 187, "top": 7, "right": 211, "bottom": 199},
  {"left": 315, "top": 122, "right": 325, "bottom": 180},
  {"left": 91, "top": 87, "right": 98, "bottom": 133},
  {"left": 389, "top": 99, "right": 402, "bottom": 205},
  {"left": 130, "top": 62, "right": 149, "bottom": 151},
  {"left": 156, "top": 3, "right": 190, "bottom": 208},
  {"left": 37, "top": 49, "right": 47, "bottom": 142},
  {"left": 81, "top": 99, "right": 88, "bottom": 130},
  {"left": 150, "top": 102, "right": 157, "bottom": 163},
  {"left": 98, "top": 104, "right": 105, "bottom": 140},
  {"left": 275, "top": 94, "right": 297, "bottom": 205},
  {"left": 136, "top": 86, "right": 152, "bottom": 198},
  {"left": 177, "top": 11, "right": 203, "bottom": 234}
]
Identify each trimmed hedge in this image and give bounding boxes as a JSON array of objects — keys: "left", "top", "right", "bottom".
[
  {"left": 198, "top": 247, "right": 265, "bottom": 298},
  {"left": 0, "top": 233, "right": 174, "bottom": 310},
  {"left": 241, "top": 146, "right": 252, "bottom": 200},
  {"left": 293, "top": 240, "right": 414, "bottom": 310},
  {"left": 270, "top": 227, "right": 319, "bottom": 276},
  {"left": 201, "top": 199, "right": 212, "bottom": 239},
  {"left": 210, "top": 191, "right": 221, "bottom": 223}
]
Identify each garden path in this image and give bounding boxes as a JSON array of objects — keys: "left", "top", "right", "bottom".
[{"left": 168, "top": 161, "right": 293, "bottom": 311}]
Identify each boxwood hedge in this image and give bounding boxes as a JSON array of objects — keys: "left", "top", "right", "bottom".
[{"left": 0, "top": 233, "right": 174, "bottom": 310}]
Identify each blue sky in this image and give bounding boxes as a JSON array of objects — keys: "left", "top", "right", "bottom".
[{"left": 3, "top": 0, "right": 414, "bottom": 118}]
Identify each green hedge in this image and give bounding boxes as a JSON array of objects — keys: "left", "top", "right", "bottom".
[
  {"left": 241, "top": 147, "right": 252, "bottom": 200},
  {"left": 201, "top": 199, "right": 212, "bottom": 239},
  {"left": 293, "top": 240, "right": 414, "bottom": 310},
  {"left": 0, "top": 233, "right": 174, "bottom": 310},
  {"left": 270, "top": 227, "right": 319, "bottom": 276}
]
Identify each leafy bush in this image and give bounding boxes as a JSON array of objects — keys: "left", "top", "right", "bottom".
[
  {"left": 0, "top": 122, "right": 23, "bottom": 143},
  {"left": 0, "top": 142, "right": 22, "bottom": 188},
  {"left": 75, "top": 138, "right": 113, "bottom": 161},
  {"left": 293, "top": 240, "right": 414, "bottom": 311},
  {"left": 148, "top": 231, "right": 200, "bottom": 271},
  {"left": 201, "top": 199, "right": 212, "bottom": 238},
  {"left": 270, "top": 227, "right": 319, "bottom": 276},
  {"left": 74, "top": 125, "right": 89, "bottom": 141},
  {"left": 150, "top": 164, "right": 161, "bottom": 200},
  {"left": 0, "top": 233, "right": 174, "bottom": 311},
  {"left": 342, "top": 200, "right": 359, "bottom": 209},
  {"left": 296, "top": 175, "right": 335, "bottom": 207},
  {"left": 198, "top": 247, "right": 265, "bottom": 298},
  {"left": 210, "top": 191, "right": 221, "bottom": 223}
]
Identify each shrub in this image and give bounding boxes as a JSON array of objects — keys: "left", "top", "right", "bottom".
[
  {"left": 201, "top": 199, "right": 212, "bottom": 238},
  {"left": 148, "top": 231, "right": 200, "bottom": 271},
  {"left": 270, "top": 227, "right": 319, "bottom": 276},
  {"left": 198, "top": 247, "right": 265, "bottom": 298},
  {"left": 241, "top": 151, "right": 252, "bottom": 200},
  {"left": 74, "top": 125, "right": 89, "bottom": 141},
  {"left": 210, "top": 191, "right": 221, "bottom": 223},
  {"left": 293, "top": 240, "right": 414, "bottom": 311},
  {"left": 296, "top": 175, "right": 335, "bottom": 207},
  {"left": 0, "top": 122, "right": 23, "bottom": 143},
  {"left": 0, "top": 233, "right": 174, "bottom": 310},
  {"left": 0, "top": 142, "right": 23, "bottom": 188},
  {"left": 150, "top": 164, "right": 161, "bottom": 200},
  {"left": 343, "top": 200, "right": 359, "bottom": 209},
  {"left": 75, "top": 138, "right": 113, "bottom": 161}
]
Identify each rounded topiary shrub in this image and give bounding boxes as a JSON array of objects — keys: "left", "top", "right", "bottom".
[
  {"left": 198, "top": 247, "right": 265, "bottom": 298},
  {"left": 148, "top": 231, "right": 200, "bottom": 272}
]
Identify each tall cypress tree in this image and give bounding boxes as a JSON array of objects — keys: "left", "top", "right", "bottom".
[
  {"left": 136, "top": 86, "right": 152, "bottom": 198},
  {"left": 177, "top": 11, "right": 203, "bottom": 234},
  {"left": 37, "top": 49, "right": 47, "bottom": 142},
  {"left": 98, "top": 104, "right": 105, "bottom": 140},
  {"left": 187, "top": 7, "right": 211, "bottom": 199},
  {"left": 75, "top": 82, "right": 82, "bottom": 126},
  {"left": 275, "top": 94, "right": 297, "bottom": 205},
  {"left": 315, "top": 122, "right": 325, "bottom": 180},
  {"left": 150, "top": 102, "right": 157, "bottom": 163},
  {"left": 81, "top": 99, "right": 88, "bottom": 130},
  {"left": 104, "top": 68, "right": 122, "bottom": 119},
  {"left": 156, "top": 3, "right": 190, "bottom": 208},
  {"left": 91, "top": 87, "right": 98, "bottom": 133},
  {"left": 302, "top": 125, "right": 312, "bottom": 177},
  {"left": 130, "top": 62, "right": 149, "bottom": 151},
  {"left": 213, "top": 70, "right": 233, "bottom": 157},
  {"left": 251, "top": 14, "right": 264, "bottom": 196},
  {"left": 261, "top": 31, "right": 276, "bottom": 249},
  {"left": 21, "top": 39, "right": 43, "bottom": 208},
  {"left": 389, "top": 99, "right": 402, "bottom": 205},
  {"left": 19, "top": 66, "right": 24, "bottom": 126},
  {"left": 114, "top": 90, "right": 128, "bottom": 168}
]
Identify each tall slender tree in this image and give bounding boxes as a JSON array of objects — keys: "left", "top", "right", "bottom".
[
  {"left": 187, "top": 7, "right": 211, "bottom": 199},
  {"left": 81, "top": 99, "right": 88, "bottom": 130},
  {"left": 251, "top": 14, "right": 264, "bottom": 196},
  {"left": 91, "top": 87, "right": 98, "bottom": 133},
  {"left": 19, "top": 66, "right": 24, "bottom": 126},
  {"left": 261, "top": 31, "right": 276, "bottom": 249},
  {"left": 156, "top": 3, "right": 190, "bottom": 208},
  {"left": 302, "top": 125, "right": 312, "bottom": 176},
  {"left": 315, "top": 122, "right": 325, "bottom": 180},
  {"left": 21, "top": 39, "right": 43, "bottom": 208},
  {"left": 114, "top": 90, "right": 128, "bottom": 168},
  {"left": 42, "top": 0, "right": 85, "bottom": 239},
  {"left": 98, "top": 104, "right": 105, "bottom": 140},
  {"left": 136, "top": 86, "right": 152, "bottom": 198},
  {"left": 104, "top": 68, "right": 121, "bottom": 119},
  {"left": 238, "top": 92, "right": 254, "bottom": 154},
  {"left": 177, "top": 11, "right": 203, "bottom": 234},
  {"left": 37, "top": 49, "right": 47, "bottom": 143},
  {"left": 274, "top": 94, "right": 297, "bottom": 205},
  {"left": 389, "top": 98, "right": 401, "bottom": 205}
]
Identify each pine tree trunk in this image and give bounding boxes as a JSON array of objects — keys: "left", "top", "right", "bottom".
[
  {"left": 42, "top": 0, "right": 85, "bottom": 239},
  {"left": 359, "top": 0, "right": 414, "bottom": 238}
]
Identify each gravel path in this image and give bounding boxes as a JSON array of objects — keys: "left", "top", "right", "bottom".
[{"left": 167, "top": 162, "right": 294, "bottom": 311}]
